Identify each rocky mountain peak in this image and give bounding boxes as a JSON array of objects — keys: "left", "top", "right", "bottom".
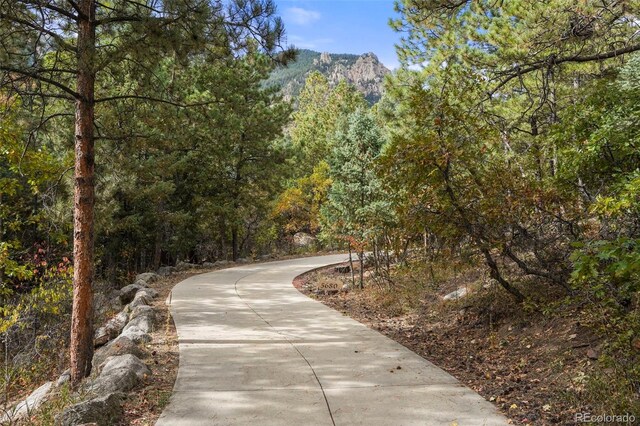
[
  {"left": 267, "top": 49, "right": 391, "bottom": 104},
  {"left": 319, "top": 52, "right": 332, "bottom": 64}
]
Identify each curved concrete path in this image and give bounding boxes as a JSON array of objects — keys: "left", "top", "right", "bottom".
[{"left": 156, "top": 254, "right": 508, "bottom": 426}]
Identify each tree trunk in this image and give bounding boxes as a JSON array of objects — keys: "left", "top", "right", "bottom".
[
  {"left": 218, "top": 217, "right": 226, "bottom": 259},
  {"left": 153, "top": 223, "right": 163, "bottom": 271},
  {"left": 232, "top": 224, "right": 239, "bottom": 262},
  {"left": 348, "top": 243, "right": 355, "bottom": 288},
  {"left": 359, "top": 250, "right": 364, "bottom": 289},
  {"left": 70, "top": 0, "right": 96, "bottom": 387},
  {"left": 372, "top": 239, "right": 380, "bottom": 279},
  {"left": 423, "top": 228, "right": 428, "bottom": 257},
  {"left": 481, "top": 248, "right": 524, "bottom": 303}
]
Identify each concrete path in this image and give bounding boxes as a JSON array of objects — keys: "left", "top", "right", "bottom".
[{"left": 156, "top": 254, "right": 508, "bottom": 426}]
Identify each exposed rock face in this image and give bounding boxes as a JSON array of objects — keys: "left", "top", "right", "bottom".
[
  {"left": 317, "top": 52, "right": 389, "bottom": 103},
  {"left": 319, "top": 51, "right": 331, "bottom": 64},
  {"left": 347, "top": 53, "right": 389, "bottom": 99},
  {"left": 268, "top": 49, "right": 391, "bottom": 104}
]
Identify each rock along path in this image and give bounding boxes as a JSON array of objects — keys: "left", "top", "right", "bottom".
[{"left": 156, "top": 254, "right": 508, "bottom": 426}]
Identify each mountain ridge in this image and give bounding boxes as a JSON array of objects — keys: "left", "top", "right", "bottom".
[{"left": 267, "top": 49, "right": 391, "bottom": 104}]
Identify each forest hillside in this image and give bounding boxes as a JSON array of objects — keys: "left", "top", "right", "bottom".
[{"left": 1, "top": 0, "right": 639, "bottom": 424}]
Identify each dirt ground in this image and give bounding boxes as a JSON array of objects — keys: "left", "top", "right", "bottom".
[{"left": 294, "top": 262, "right": 606, "bottom": 425}]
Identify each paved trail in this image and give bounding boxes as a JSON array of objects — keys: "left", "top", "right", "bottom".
[{"left": 156, "top": 254, "right": 508, "bottom": 425}]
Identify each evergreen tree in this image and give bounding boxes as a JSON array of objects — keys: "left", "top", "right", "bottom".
[
  {"left": 275, "top": 74, "right": 367, "bottom": 238},
  {"left": 0, "top": 0, "right": 292, "bottom": 385},
  {"left": 322, "top": 109, "right": 390, "bottom": 288}
]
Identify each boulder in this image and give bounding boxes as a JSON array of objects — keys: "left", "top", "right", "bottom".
[
  {"left": 129, "top": 291, "right": 152, "bottom": 309},
  {"left": 89, "top": 367, "right": 138, "bottom": 394},
  {"left": 123, "top": 315, "right": 152, "bottom": 334},
  {"left": 100, "top": 354, "right": 151, "bottom": 381},
  {"left": 93, "top": 336, "right": 144, "bottom": 370},
  {"left": 202, "top": 262, "right": 215, "bottom": 268},
  {"left": 175, "top": 261, "right": 197, "bottom": 272},
  {"left": 1, "top": 381, "right": 53, "bottom": 423},
  {"left": 214, "top": 260, "right": 230, "bottom": 267},
  {"left": 293, "top": 232, "right": 317, "bottom": 248},
  {"left": 156, "top": 266, "right": 175, "bottom": 276},
  {"left": 129, "top": 305, "right": 155, "bottom": 322},
  {"left": 94, "top": 310, "right": 129, "bottom": 347},
  {"left": 132, "top": 279, "right": 149, "bottom": 288},
  {"left": 118, "top": 284, "right": 144, "bottom": 304},
  {"left": 135, "top": 272, "right": 159, "bottom": 285},
  {"left": 56, "top": 370, "right": 71, "bottom": 388},
  {"left": 55, "top": 392, "right": 124, "bottom": 426},
  {"left": 443, "top": 287, "right": 468, "bottom": 301},
  {"left": 120, "top": 327, "right": 152, "bottom": 344},
  {"left": 88, "top": 354, "right": 151, "bottom": 395},
  {"left": 93, "top": 293, "right": 111, "bottom": 317},
  {"left": 138, "top": 288, "right": 158, "bottom": 299}
]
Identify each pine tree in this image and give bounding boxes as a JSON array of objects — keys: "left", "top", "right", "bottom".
[
  {"left": 323, "top": 109, "right": 390, "bottom": 288},
  {"left": 0, "top": 0, "right": 291, "bottom": 386}
]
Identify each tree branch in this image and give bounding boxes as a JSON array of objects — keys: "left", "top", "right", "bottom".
[
  {"left": 95, "top": 94, "right": 224, "bottom": 108},
  {"left": 489, "top": 42, "right": 640, "bottom": 97},
  {"left": 20, "top": 0, "right": 79, "bottom": 22},
  {"left": 0, "top": 65, "right": 80, "bottom": 99},
  {"left": 0, "top": 12, "right": 77, "bottom": 52}
]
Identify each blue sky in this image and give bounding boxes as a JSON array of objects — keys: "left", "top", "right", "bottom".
[{"left": 275, "top": 1, "right": 402, "bottom": 69}]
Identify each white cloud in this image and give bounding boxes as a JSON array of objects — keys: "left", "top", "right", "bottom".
[{"left": 285, "top": 7, "right": 321, "bottom": 25}]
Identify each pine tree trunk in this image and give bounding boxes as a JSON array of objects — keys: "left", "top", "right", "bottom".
[
  {"left": 218, "top": 218, "right": 226, "bottom": 259},
  {"left": 359, "top": 250, "right": 364, "bottom": 289},
  {"left": 232, "top": 225, "right": 239, "bottom": 262},
  {"left": 348, "top": 243, "right": 355, "bottom": 288},
  {"left": 153, "top": 224, "right": 162, "bottom": 271},
  {"left": 70, "top": 0, "right": 96, "bottom": 386}
]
